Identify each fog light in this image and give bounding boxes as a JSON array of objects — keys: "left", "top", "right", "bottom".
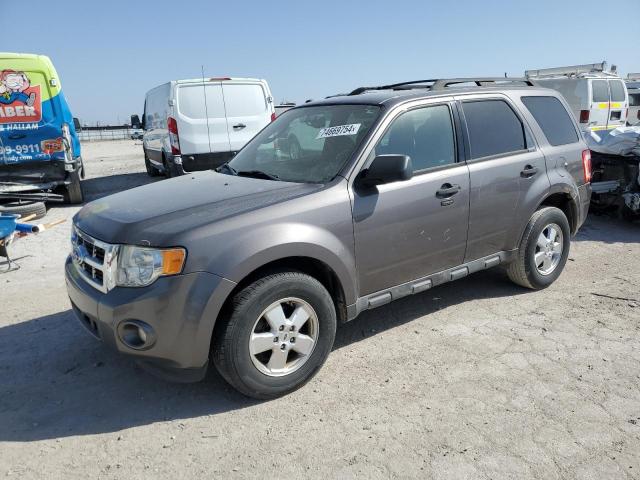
[{"left": 117, "top": 320, "right": 156, "bottom": 350}]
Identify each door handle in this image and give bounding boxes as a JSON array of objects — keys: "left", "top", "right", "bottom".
[
  {"left": 520, "top": 165, "right": 538, "bottom": 178},
  {"left": 8, "top": 133, "right": 26, "bottom": 140},
  {"left": 233, "top": 123, "right": 246, "bottom": 130},
  {"left": 436, "top": 183, "right": 461, "bottom": 198}
]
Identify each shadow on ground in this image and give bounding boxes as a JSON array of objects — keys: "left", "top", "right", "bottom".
[
  {"left": 81, "top": 172, "right": 162, "bottom": 202},
  {"left": 574, "top": 214, "right": 640, "bottom": 244},
  {"left": 0, "top": 269, "right": 525, "bottom": 442}
]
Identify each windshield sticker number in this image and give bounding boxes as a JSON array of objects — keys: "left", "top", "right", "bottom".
[{"left": 316, "top": 123, "right": 361, "bottom": 139}]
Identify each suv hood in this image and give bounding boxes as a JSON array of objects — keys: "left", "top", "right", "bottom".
[{"left": 74, "top": 171, "right": 320, "bottom": 245}]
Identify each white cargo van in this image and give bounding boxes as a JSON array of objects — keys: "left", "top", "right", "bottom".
[
  {"left": 141, "top": 77, "right": 275, "bottom": 176},
  {"left": 525, "top": 62, "right": 628, "bottom": 133},
  {"left": 626, "top": 74, "right": 640, "bottom": 126}
]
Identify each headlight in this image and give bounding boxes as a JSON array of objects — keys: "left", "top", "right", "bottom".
[{"left": 116, "top": 245, "right": 186, "bottom": 287}]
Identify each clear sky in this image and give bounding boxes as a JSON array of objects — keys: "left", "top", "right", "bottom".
[{"left": 4, "top": 0, "right": 638, "bottom": 125}]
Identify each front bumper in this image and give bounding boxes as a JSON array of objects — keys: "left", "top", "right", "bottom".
[{"left": 65, "top": 256, "right": 236, "bottom": 381}]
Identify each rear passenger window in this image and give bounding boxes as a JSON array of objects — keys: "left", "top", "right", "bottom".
[
  {"left": 592, "top": 80, "right": 609, "bottom": 102},
  {"left": 462, "top": 100, "right": 526, "bottom": 159},
  {"left": 630, "top": 93, "right": 640, "bottom": 107},
  {"left": 609, "top": 81, "right": 626, "bottom": 102},
  {"left": 375, "top": 105, "right": 455, "bottom": 171},
  {"left": 521, "top": 96, "right": 578, "bottom": 146}
]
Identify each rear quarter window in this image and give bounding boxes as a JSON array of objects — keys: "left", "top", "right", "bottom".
[
  {"left": 521, "top": 96, "right": 578, "bottom": 146},
  {"left": 462, "top": 99, "right": 526, "bottom": 159},
  {"left": 609, "top": 80, "right": 626, "bottom": 102}
]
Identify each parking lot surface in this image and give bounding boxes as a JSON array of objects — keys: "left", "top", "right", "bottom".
[{"left": 1, "top": 140, "right": 639, "bottom": 479}]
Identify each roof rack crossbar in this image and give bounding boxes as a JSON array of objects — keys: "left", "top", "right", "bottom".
[{"left": 524, "top": 62, "right": 616, "bottom": 79}]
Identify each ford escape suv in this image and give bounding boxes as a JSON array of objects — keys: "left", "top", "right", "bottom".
[{"left": 65, "top": 78, "right": 592, "bottom": 399}]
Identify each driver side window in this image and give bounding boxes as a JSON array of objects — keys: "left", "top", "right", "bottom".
[{"left": 375, "top": 105, "right": 456, "bottom": 172}]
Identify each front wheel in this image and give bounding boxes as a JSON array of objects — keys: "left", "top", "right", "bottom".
[
  {"left": 212, "top": 271, "right": 337, "bottom": 399},
  {"left": 507, "top": 206, "right": 571, "bottom": 289}
]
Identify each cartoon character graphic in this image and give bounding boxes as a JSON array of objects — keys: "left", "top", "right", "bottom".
[{"left": 0, "top": 70, "right": 36, "bottom": 106}]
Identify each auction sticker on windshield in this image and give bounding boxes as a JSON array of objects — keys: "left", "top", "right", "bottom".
[{"left": 316, "top": 123, "right": 361, "bottom": 139}]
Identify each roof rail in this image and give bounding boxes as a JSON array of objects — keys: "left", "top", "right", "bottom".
[
  {"left": 525, "top": 62, "right": 618, "bottom": 79},
  {"left": 347, "top": 77, "right": 534, "bottom": 96}
]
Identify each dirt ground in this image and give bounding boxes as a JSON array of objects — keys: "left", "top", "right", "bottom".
[{"left": 1, "top": 140, "right": 639, "bottom": 479}]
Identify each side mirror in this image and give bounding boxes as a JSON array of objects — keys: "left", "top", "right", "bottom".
[
  {"left": 131, "top": 114, "right": 141, "bottom": 129},
  {"left": 72, "top": 117, "right": 82, "bottom": 132},
  {"left": 357, "top": 154, "right": 413, "bottom": 188}
]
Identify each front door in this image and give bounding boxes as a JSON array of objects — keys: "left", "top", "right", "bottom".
[{"left": 352, "top": 102, "right": 470, "bottom": 296}]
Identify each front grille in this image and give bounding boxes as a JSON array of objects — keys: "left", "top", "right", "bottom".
[{"left": 71, "top": 225, "right": 118, "bottom": 293}]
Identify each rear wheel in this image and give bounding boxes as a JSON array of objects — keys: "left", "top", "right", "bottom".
[
  {"left": 507, "top": 206, "right": 570, "bottom": 289},
  {"left": 212, "top": 271, "right": 337, "bottom": 399},
  {"left": 144, "top": 150, "right": 160, "bottom": 177},
  {"left": 64, "top": 170, "right": 84, "bottom": 204},
  {"left": 0, "top": 200, "right": 46, "bottom": 220}
]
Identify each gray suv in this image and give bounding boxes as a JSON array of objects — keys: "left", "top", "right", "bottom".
[{"left": 65, "top": 78, "right": 592, "bottom": 399}]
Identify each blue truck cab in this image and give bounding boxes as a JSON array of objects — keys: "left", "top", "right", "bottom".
[{"left": 0, "top": 53, "right": 84, "bottom": 206}]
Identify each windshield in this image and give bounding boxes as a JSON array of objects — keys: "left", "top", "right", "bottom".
[{"left": 225, "top": 104, "right": 381, "bottom": 183}]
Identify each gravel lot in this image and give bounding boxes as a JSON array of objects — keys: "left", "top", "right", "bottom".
[{"left": 1, "top": 140, "right": 639, "bottom": 479}]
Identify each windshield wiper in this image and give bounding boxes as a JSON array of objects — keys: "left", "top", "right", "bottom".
[
  {"left": 216, "top": 163, "right": 237, "bottom": 175},
  {"left": 236, "top": 169, "right": 280, "bottom": 181}
]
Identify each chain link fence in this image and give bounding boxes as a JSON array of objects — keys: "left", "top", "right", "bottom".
[{"left": 78, "top": 128, "right": 142, "bottom": 142}]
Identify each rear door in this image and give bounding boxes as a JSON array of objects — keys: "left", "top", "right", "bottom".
[
  {"left": 0, "top": 69, "right": 60, "bottom": 166},
  {"left": 607, "top": 79, "right": 627, "bottom": 129},
  {"left": 222, "top": 82, "right": 271, "bottom": 152},
  {"left": 175, "top": 82, "right": 230, "bottom": 155},
  {"left": 458, "top": 95, "right": 549, "bottom": 261},
  {"left": 590, "top": 79, "right": 610, "bottom": 131}
]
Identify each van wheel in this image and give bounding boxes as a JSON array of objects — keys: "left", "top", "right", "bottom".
[
  {"left": 507, "top": 207, "right": 570, "bottom": 289},
  {"left": 162, "top": 154, "right": 173, "bottom": 178},
  {"left": 64, "top": 170, "right": 84, "bottom": 204},
  {"left": 144, "top": 151, "right": 160, "bottom": 177},
  {"left": 212, "top": 271, "right": 337, "bottom": 399}
]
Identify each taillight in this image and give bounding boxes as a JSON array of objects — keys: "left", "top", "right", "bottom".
[
  {"left": 271, "top": 112, "right": 277, "bottom": 122},
  {"left": 579, "top": 110, "right": 590, "bottom": 123},
  {"left": 167, "top": 116, "right": 180, "bottom": 155},
  {"left": 582, "top": 149, "right": 592, "bottom": 183}
]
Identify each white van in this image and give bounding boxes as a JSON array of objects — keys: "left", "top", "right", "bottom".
[
  {"left": 142, "top": 77, "right": 275, "bottom": 176},
  {"left": 626, "top": 74, "right": 640, "bottom": 126},
  {"left": 525, "top": 62, "right": 628, "bottom": 133}
]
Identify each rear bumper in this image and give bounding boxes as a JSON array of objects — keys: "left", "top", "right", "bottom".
[
  {"left": 175, "top": 152, "right": 236, "bottom": 174},
  {"left": 576, "top": 183, "right": 592, "bottom": 231},
  {"left": 64, "top": 256, "right": 236, "bottom": 382},
  {"left": 0, "top": 159, "right": 81, "bottom": 193}
]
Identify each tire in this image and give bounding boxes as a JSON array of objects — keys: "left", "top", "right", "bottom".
[
  {"left": 162, "top": 154, "right": 173, "bottom": 178},
  {"left": 63, "top": 170, "right": 84, "bottom": 204},
  {"left": 0, "top": 200, "right": 46, "bottom": 220},
  {"left": 212, "top": 271, "right": 337, "bottom": 399},
  {"left": 507, "top": 206, "right": 571, "bottom": 290},
  {"left": 144, "top": 150, "right": 160, "bottom": 177}
]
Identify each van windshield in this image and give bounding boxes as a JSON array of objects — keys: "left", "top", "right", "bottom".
[{"left": 223, "top": 104, "right": 381, "bottom": 183}]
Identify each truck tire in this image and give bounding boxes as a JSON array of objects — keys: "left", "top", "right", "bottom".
[
  {"left": 64, "top": 170, "right": 84, "bottom": 204},
  {"left": 212, "top": 271, "right": 337, "bottom": 399},
  {"left": 507, "top": 206, "right": 570, "bottom": 290},
  {"left": 0, "top": 201, "right": 47, "bottom": 220},
  {"left": 144, "top": 150, "right": 160, "bottom": 177}
]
